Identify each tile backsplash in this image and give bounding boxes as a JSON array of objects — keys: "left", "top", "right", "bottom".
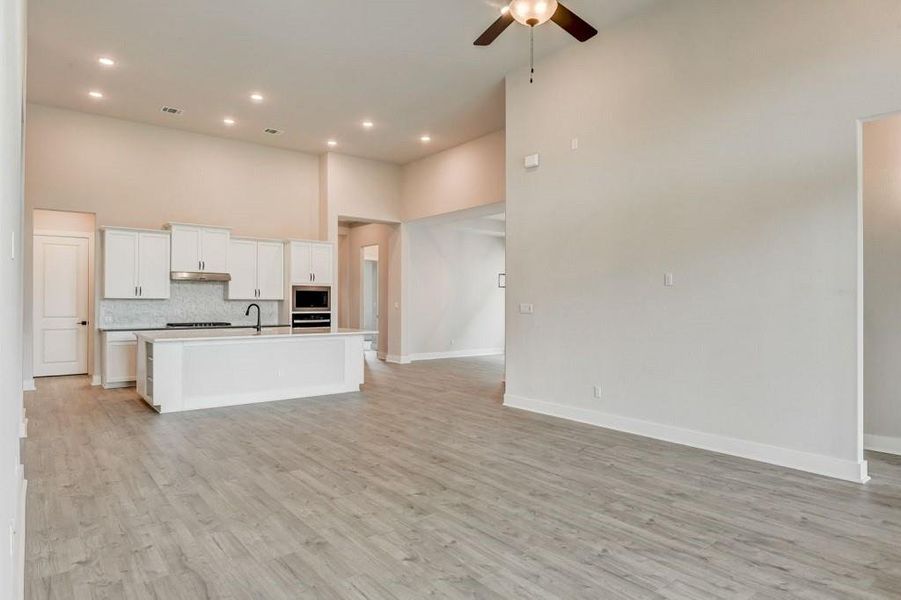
[{"left": 100, "top": 281, "right": 281, "bottom": 329}]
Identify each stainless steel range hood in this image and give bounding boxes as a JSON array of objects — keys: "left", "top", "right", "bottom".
[{"left": 170, "top": 271, "right": 231, "bottom": 282}]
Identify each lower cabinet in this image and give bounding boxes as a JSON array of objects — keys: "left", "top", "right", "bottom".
[{"left": 102, "top": 331, "right": 137, "bottom": 388}]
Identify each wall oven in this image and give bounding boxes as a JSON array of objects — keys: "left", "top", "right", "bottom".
[
  {"left": 292, "top": 312, "right": 331, "bottom": 329},
  {"left": 292, "top": 285, "right": 331, "bottom": 313}
]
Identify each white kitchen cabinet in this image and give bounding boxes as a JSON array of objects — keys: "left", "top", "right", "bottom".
[
  {"left": 103, "top": 228, "right": 171, "bottom": 299},
  {"left": 257, "top": 241, "right": 285, "bottom": 299},
  {"left": 168, "top": 223, "right": 230, "bottom": 273},
  {"left": 289, "top": 241, "right": 333, "bottom": 285},
  {"left": 102, "top": 331, "right": 138, "bottom": 388},
  {"left": 310, "top": 243, "right": 333, "bottom": 285},
  {"left": 200, "top": 228, "right": 230, "bottom": 273},
  {"left": 228, "top": 238, "right": 284, "bottom": 300}
]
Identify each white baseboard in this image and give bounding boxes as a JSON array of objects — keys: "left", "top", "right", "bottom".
[
  {"left": 386, "top": 354, "right": 411, "bottom": 365},
  {"left": 865, "top": 434, "right": 901, "bottom": 456},
  {"left": 22, "top": 378, "right": 35, "bottom": 392},
  {"left": 504, "top": 393, "right": 869, "bottom": 484},
  {"left": 408, "top": 348, "right": 504, "bottom": 362},
  {"left": 91, "top": 374, "right": 102, "bottom": 386},
  {"left": 15, "top": 465, "right": 26, "bottom": 600}
]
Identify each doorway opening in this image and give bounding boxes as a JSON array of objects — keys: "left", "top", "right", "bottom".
[
  {"left": 30, "top": 209, "right": 96, "bottom": 380},
  {"left": 361, "top": 244, "right": 379, "bottom": 353},
  {"left": 336, "top": 219, "right": 399, "bottom": 361},
  {"left": 862, "top": 111, "right": 901, "bottom": 462},
  {"left": 404, "top": 203, "right": 505, "bottom": 389}
]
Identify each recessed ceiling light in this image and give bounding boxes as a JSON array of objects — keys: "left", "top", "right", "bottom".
[
  {"left": 88, "top": 90, "right": 103, "bottom": 99},
  {"left": 327, "top": 139, "right": 338, "bottom": 147},
  {"left": 362, "top": 120, "right": 374, "bottom": 129},
  {"left": 420, "top": 135, "right": 432, "bottom": 143},
  {"left": 223, "top": 117, "right": 236, "bottom": 126},
  {"left": 250, "top": 93, "right": 264, "bottom": 103},
  {"left": 98, "top": 57, "right": 115, "bottom": 67}
]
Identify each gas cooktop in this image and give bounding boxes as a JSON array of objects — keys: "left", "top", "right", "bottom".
[{"left": 165, "top": 322, "right": 232, "bottom": 329}]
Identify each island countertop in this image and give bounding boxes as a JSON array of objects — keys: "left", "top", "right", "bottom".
[{"left": 135, "top": 327, "right": 377, "bottom": 343}]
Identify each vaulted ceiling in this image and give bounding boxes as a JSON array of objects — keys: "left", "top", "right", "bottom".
[{"left": 27, "top": 0, "right": 658, "bottom": 164}]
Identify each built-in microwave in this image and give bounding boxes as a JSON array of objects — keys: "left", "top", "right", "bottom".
[{"left": 292, "top": 285, "right": 331, "bottom": 313}]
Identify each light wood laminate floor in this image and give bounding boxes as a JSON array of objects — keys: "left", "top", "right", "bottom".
[{"left": 24, "top": 355, "right": 901, "bottom": 599}]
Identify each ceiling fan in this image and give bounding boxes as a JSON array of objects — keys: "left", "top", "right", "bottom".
[{"left": 474, "top": 0, "right": 598, "bottom": 83}]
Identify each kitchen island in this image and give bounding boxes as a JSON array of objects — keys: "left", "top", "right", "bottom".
[{"left": 135, "top": 327, "right": 375, "bottom": 413}]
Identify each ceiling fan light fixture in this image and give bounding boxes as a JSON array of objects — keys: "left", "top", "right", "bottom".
[{"left": 510, "top": 0, "right": 558, "bottom": 26}]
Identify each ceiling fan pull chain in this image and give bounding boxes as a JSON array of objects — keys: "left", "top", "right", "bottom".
[{"left": 530, "top": 26, "right": 535, "bottom": 83}]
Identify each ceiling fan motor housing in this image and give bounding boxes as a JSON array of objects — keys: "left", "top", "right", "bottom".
[{"left": 510, "top": 0, "right": 559, "bottom": 27}]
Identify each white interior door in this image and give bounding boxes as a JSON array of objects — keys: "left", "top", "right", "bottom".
[{"left": 33, "top": 235, "right": 90, "bottom": 376}]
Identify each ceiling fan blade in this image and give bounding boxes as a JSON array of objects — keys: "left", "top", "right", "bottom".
[
  {"left": 474, "top": 11, "right": 515, "bottom": 46},
  {"left": 551, "top": 2, "right": 598, "bottom": 42}
]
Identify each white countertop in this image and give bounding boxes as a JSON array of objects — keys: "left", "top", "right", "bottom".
[{"left": 135, "top": 327, "right": 377, "bottom": 343}]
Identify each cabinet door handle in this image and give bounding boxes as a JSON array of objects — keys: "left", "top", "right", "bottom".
[
  {"left": 134, "top": 286, "right": 138, "bottom": 297},
  {"left": 312, "top": 273, "right": 316, "bottom": 282},
  {"left": 138, "top": 286, "right": 142, "bottom": 296}
]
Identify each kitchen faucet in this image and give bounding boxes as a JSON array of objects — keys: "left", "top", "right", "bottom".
[{"left": 245, "top": 303, "right": 261, "bottom": 333}]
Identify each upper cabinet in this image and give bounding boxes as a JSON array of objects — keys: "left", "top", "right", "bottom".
[
  {"left": 290, "top": 241, "right": 333, "bottom": 285},
  {"left": 228, "top": 238, "right": 284, "bottom": 300},
  {"left": 103, "top": 228, "right": 171, "bottom": 299},
  {"left": 167, "top": 223, "right": 230, "bottom": 273}
]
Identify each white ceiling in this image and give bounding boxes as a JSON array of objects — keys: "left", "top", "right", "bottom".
[{"left": 26, "top": 0, "right": 657, "bottom": 164}]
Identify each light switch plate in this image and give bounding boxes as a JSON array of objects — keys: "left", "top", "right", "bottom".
[
  {"left": 571, "top": 138, "right": 579, "bottom": 151},
  {"left": 664, "top": 273, "right": 674, "bottom": 287},
  {"left": 519, "top": 303, "right": 534, "bottom": 314},
  {"left": 524, "top": 153, "right": 540, "bottom": 169}
]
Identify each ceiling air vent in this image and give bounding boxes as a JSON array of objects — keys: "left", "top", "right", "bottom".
[
  {"left": 263, "top": 128, "right": 284, "bottom": 135},
  {"left": 160, "top": 106, "right": 183, "bottom": 115}
]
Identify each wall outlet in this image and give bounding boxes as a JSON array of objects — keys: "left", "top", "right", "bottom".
[
  {"left": 593, "top": 385, "right": 602, "bottom": 399},
  {"left": 571, "top": 137, "right": 579, "bottom": 151},
  {"left": 519, "top": 303, "right": 534, "bottom": 314},
  {"left": 450, "top": 339, "right": 455, "bottom": 346},
  {"left": 664, "top": 273, "right": 674, "bottom": 287}
]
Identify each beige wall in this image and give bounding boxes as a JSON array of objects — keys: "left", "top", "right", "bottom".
[
  {"left": 33, "top": 208, "right": 95, "bottom": 233},
  {"left": 326, "top": 153, "right": 402, "bottom": 223},
  {"left": 505, "top": 0, "right": 901, "bottom": 482},
  {"left": 26, "top": 104, "right": 320, "bottom": 238},
  {"left": 401, "top": 130, "right": 505, "bottom": 222},
  {"left": 337, "top": 231, "right": 351, "bottom": 327},
  {"left": 864, "top": 113, "right": 901, "bottom": 452}
]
